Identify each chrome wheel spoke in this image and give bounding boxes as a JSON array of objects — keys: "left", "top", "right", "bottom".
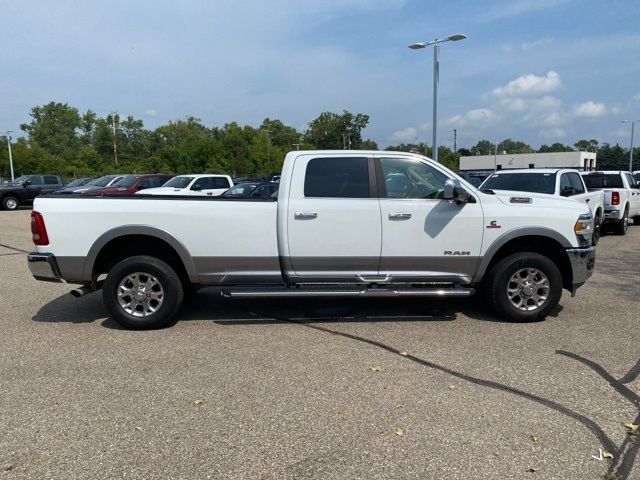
[
  {"left": 117, "top": 271, "right": 165, "bottom": 318},
  {"left": 506, "top": 267, "right": 550, "bottom": 312}
]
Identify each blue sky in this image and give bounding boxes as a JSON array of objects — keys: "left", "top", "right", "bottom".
[{"left": 1, "top": 0, "right": 639, "bottom": 149}]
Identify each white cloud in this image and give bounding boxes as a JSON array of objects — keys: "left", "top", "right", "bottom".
[
  {"left": 539, "top": 128, "right": 567, "bottom": 139},
  {"left": 144, "top": 109, "right": 157, "bottom": 117},
  {"left": 391, "top": 127, "right": 418, "bottom": 142},
  {"left": 572, "top": 101, "right": 608, "bottom": 118},
  {"left": 446, "top": 108, "right": 497, "bottom": 128},
  {"left": 521, "top": 37, "right": 554, "bottom": 50},
  {"left": 633, "top": 93, "right": 640, "bottom": 101},
  {"left": 492, "top": 71, "right": 561, "bottom": 98},
  {"left": 481, "top": 0, "right": 568, "bottom": 21}
]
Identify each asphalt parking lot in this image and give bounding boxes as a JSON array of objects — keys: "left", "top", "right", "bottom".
[{"left": 0, "top": 210, "right": 638, "bottom": 480}]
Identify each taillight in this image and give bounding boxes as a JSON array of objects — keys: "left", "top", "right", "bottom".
[
  {"left": 31, "top": 211, "right": 49, "bottom": 246},
  {"left": 611, "top": 191, "right": 620, "bottom": 206}
]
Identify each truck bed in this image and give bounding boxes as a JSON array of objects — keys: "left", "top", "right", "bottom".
[{"left": 33, "top": 195, "right": 280, "bottom": 284}]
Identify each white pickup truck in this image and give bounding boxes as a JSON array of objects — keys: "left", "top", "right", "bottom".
[
  {"left": 136, "top": 174, "right": 233, "bottom": 197},
  {"left": 580, "top": 170, "right": 640, "bottom": 235},
  {"left": 27, "top": 150, "right": 595, "bottom": 329},
  {"left": 480, "top": 169, "right": 605, "bottom": 244}
]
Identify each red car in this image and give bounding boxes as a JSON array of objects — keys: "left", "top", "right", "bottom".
[{"left": 90, "top": 174, "right": 174, "bottom": 196}]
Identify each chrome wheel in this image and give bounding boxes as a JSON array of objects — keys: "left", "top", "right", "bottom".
[
  {"left": 117, "top": 272, "right": 164, "bottom": 317},
  {"left": 507, "top": 268, "right": 550, "bottom": 312},
  {"left": 5, "top": 198, "right": 18, "bottom": 210}
]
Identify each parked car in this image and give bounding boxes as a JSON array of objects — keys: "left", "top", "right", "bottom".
[
  {"left": 28, "top": 150, "right": 595, "bottom": 329},
  {"left": 91, "top": 174, "right": 174, "bottom": 196},
  {"left": 221, "top": 182, "right": 279, "bottom": 198},
  {"left": 633, "top": 171, "right": 640, "bottom": 183},
  {"left": 232, "top": 176, "right": 265, "bottom": 185},
  {"left": 137, "top": 174, "right": 233, "bottom": 197},
  {"left": 70, "top": 175, "right": 125, "bottom": 195},
  {"left": 0, "top": 175, "right": 64, "bottom": 210},
  {"left": 459, "top": 172, "right": 489, "bottom": 188},
  {"left": 41, "top": 177, "right": 97, "bottom": 196},
  {"left": 580, "top": 170, "right": 640, "bottom": 235},
  {"left": 480, "top": 169, "right": 605, "bottom": 244}
]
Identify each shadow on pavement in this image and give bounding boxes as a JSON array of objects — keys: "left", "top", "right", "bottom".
[{"left": 31, "top": 286, "right": 532, "bottom": 327}]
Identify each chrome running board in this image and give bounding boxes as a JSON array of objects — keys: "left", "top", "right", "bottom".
[{"left": 221, "top": 286, "right": 475, "bottom": 298}]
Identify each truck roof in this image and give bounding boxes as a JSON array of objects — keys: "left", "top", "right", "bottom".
[{"left": 487, "top": 168, "right": 567, "bottom": 175}]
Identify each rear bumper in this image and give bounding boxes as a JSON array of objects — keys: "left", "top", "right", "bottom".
[
  {"left": 603, "top": 209, "right": 623, "bottom": 221},
  {"left": 566, "top": 246, "right": 595, "bottom": 295},
  {"left": 27, "top": 252, "right": 64, "bottom": 283}
]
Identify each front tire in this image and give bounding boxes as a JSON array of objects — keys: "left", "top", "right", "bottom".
[
  {"left": 103, "top": 255, "right": 184, "bottom": 330},
  {"left": 485, "top": 253, "right": 563, "bottom": 322},
  {"left": 2, "top": 196, "right": 19, "bottom": 210}
]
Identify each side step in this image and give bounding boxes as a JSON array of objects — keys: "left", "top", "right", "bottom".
[{"left": 221, "top": 286, "right": 475, "bottom": 299}]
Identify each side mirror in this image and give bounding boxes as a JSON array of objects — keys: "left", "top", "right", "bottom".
[
  {"left": 443, "top": 179, "right": 455, "bottom": 200},
  {"left": 23, "top": 180, "right": 31, "bottom": 187},
  {"left": 191, "top": 185, "right": 202, "bottom": 191},
  {"left": 444, "top": 179, "right": 472, "bottom": 204},
  {"left": 561, "top": 186, "right": 576, "bottom": 197}
]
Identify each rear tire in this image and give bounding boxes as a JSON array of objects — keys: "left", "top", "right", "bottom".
[
  {"left": 613, "top": 208, "right": 629, "bottom": 235},
  {"left": 103, "top": 255, "right": 184, "bottom": 330},
  {"left": 1, "top": 196, "right": 19, "bottom": 210},
  {"left": 484, "top": 252, "right": 563, "bottom": 323}
]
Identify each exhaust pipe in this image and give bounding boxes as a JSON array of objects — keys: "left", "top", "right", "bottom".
[{"left": 69, "top": 280, "right": 103, "bottom": 298}]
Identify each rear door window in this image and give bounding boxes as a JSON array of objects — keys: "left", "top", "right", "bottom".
[
  {"left": 44, "top": 175, "right": 59, "bottom": 185},
  {"left": 304, "top": 157, "right": 370, "bottom": 198}
]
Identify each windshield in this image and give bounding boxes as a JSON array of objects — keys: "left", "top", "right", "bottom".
[
  {"left": 163, "top": 176, "right": 194, "bottom": 189},
  {"left": 87, "top": 175, "right": 119, "bottom": 187},
  {"left": 481, "top": 172, "right": 556, "bottom": 194},
  {"left": 66, "top": 178, "right": 90, "bottom": 187},
  {"left": 9, "top": 175, "right": 29, "bottom": 186},
  {"left": 582, "top": 173, "right": 624, "bottom": 189},
  {"left": 114, "top": 175, "right": 140, "bottom": 188},
  {"left": 224, "top": 183, "right": 259, "bottom": 196}
]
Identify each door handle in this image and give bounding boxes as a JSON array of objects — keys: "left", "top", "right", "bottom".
[
  {"left": 295, "top": 212, "right": 318, "bottom": 219},
  {"left": 586, "top": 199, "right": 590, "bottom": 202},
  {"left": 388, "top": 212, "right": 412, "bottom": 220}
]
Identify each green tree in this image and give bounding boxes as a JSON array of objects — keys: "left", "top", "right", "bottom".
[
  {"left": 497, "top": 139, "right": 534, "bottom": 154},
  {"left": 470, "top": 140, "right": 494, "bottom": 156},
  {"left": 574, "top": 139, "right": 599, "bottom": 152},
  {"left": 538, "top": 143, "right": 574, "bottom": 153},
  {"left": 303, "top": 111, "right": 370, "bottom": 149},
  {"left": 20, "top": 102, "right": 82, "bottom": 155}
]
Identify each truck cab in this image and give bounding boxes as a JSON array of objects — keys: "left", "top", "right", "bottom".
[{"left": 0, "top": 175, "right": 64, "bottom": 210}]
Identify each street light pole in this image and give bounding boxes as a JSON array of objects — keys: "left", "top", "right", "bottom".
[
  {"left": 409, "top": 33, "right": 467, "bottom": 163},
  {"left": 1, "top": 130, "right": 15, "bottom": 182},
  {"left": 622, "top": 120, "right": 639, "bottom": 172}
]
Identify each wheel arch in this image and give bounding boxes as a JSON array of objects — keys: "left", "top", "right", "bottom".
[
  {"left": 474, "top": 228, "right": 574, "bottom": 291},
  {"left": 85, "top": 226, "right": 198, "bottom": 285}
]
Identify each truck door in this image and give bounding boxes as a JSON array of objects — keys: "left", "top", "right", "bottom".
[
  {"left": 374, "top": 155, "right": 484, "bottom": 283},
  {"left": 625, "top": 172, "right": 640, "bottom": 216},
  {"left": 24, "top": 175, "right": 44, "bottom": 201},
  {"left": 285, "top": 155, "right": 381, "bottom": 281}
]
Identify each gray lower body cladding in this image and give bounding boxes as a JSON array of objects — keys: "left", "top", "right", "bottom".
[{"left": 31, "top": 254, "right": 481, "bottom": 286}]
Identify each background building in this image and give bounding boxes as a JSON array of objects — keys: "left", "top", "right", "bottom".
[{"left": 460, "top": 151, "right": 597, "bottom": 174}]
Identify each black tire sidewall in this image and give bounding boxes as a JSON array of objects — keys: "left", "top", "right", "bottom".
[
  {"left": 592, "top": 214, "right": 601, "bottom": 245},
  {"left": 103, "top": 255, "right": 184, "bottom": 330},
  {"left": 2, "top": 196, "right": 19, "bottom": 210},
  {"left": 614, "top": 209, "right": 629, "bottom": 235},
  {"left": 488, "top": 253, "right": 563, "bottom": 322}
]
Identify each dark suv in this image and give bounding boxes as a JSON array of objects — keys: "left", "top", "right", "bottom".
[
  {"left": 90, "top": 174, "right": 174, "bottom": 196},
  {"left": 0, "top": 175, "right": 64, "bottom": 210}
]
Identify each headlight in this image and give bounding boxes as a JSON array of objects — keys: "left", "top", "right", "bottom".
[{"left": 574, "top": 213, "right": 593, "bottom": 247}]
